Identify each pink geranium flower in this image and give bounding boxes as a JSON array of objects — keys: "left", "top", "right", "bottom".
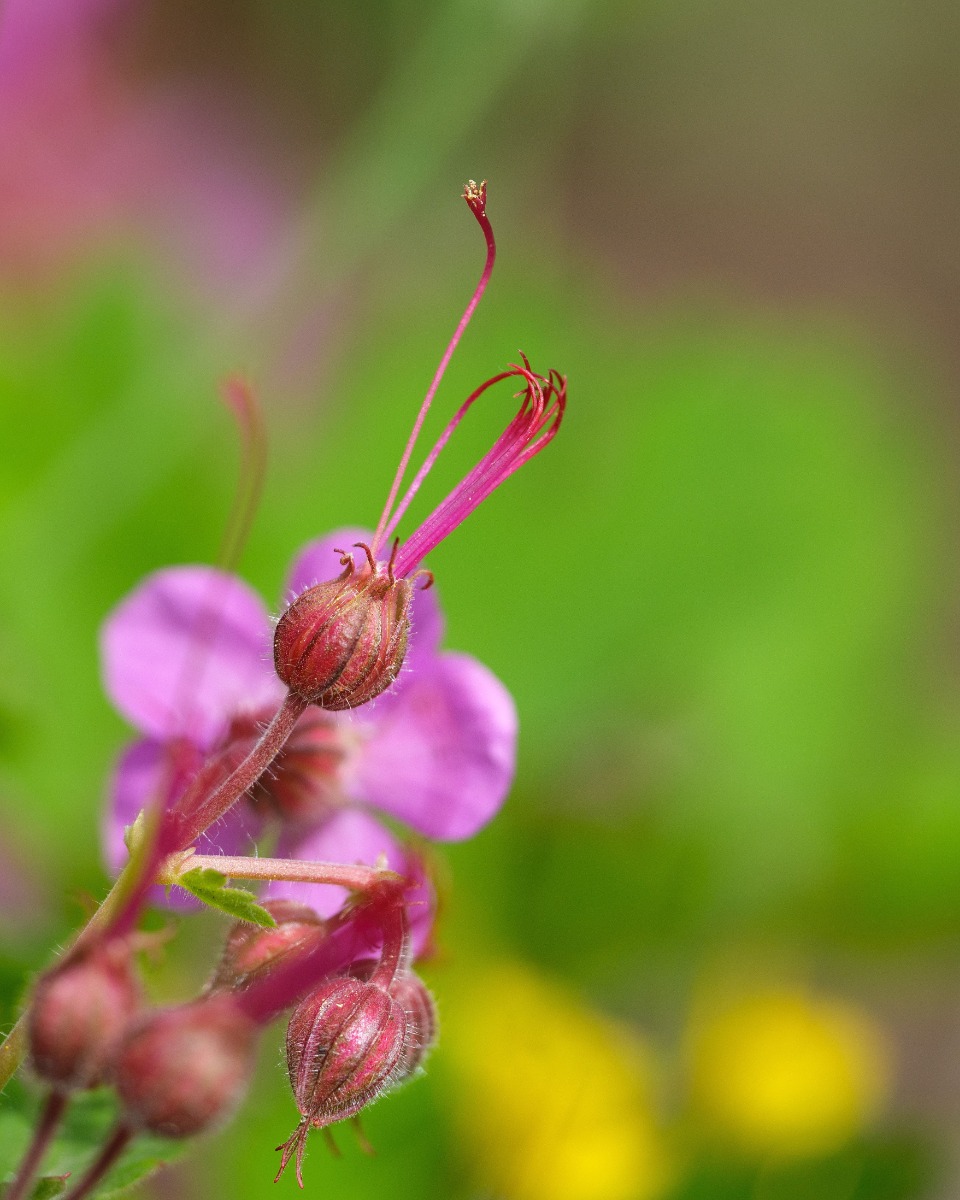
[{"left": 100, "top": 532, "right": 517, "bottom": 936}]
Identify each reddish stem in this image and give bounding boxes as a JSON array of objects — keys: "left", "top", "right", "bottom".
[
  {"left": 5, "top": 1090, "right": 68, "bottom": 1200},
  {"left": 370, "top": 902, "right": 410, "bottom": 991},
  {"left": 108, "top": 692, "right": 307, "bottom": 940},
  {"left": 59, "top": 1124, "right": 134, "bottom": 1200},
  {"left": 172, "top": 691, "right": 308, "bottom": 849},
  {"left": 184, "top": 854, "right": 397, "bottom": 892}
]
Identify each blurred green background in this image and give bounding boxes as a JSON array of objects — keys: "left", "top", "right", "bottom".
[{"left": 3, "top": 1, "right": 960, "bottom": 1197}]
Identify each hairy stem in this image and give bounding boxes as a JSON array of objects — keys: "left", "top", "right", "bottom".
[
  {"left": 183, "top": 854, "right": 398, "bottom": 892},
  {"left": 4, "top": 1089, "right": 68, "bottom": 1200},
  {"left": 110, "top": 692, "right": 308, "bottom": 939},
  {"left": 172, "top": 691, "right": 308, "bottom": 847},
  {"left": 370, "top": 901, "right": 410, "bottom": 991}
]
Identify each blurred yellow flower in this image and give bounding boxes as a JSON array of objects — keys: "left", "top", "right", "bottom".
[
  {"left": 686, "top": 985, "right": 890, "bottom": 1159},
  {"left": 441, "top": 960, "right": 670, "bottom": 1200}
]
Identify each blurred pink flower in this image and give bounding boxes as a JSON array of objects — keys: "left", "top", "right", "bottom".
[{"left": 0, "top": 0, "right": 287, "bottom": 294}]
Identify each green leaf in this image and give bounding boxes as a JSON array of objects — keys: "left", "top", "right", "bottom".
[
  {"left": 30, "top": 1176, "right": 68, "bottom": 1200},
  {"left": 0, "top": 1176, "right": 67, "bottom": 1200},
  {"left": 175, "top": 868, "right": 277, "bottom": 928}
]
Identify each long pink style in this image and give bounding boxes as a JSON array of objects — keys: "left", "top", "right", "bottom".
[
  {"left": 370, "top": 180, "right": 496, "bottom": 556},
  {"left": 370, "top": 181, "right": 566, "bottom": 574}
]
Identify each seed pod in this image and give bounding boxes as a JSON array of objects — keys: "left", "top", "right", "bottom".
[
  {"left": 115, "top": 997, "right": 258, "bottom": 1138},
  {"left": 349, "top": 959, "right": 437, "bottom": 1080},
  {"left": 390, "top": 971, "right": 438, "bottom": 1079},
  {"left": 28, "top": 942, "right": 140, "bottom": 1091},
  {"left": 273, "top": 547, "right": 414, "bottom": 710},
  {"left": 276, "top": 976, "right": 406, "bottom": 1184},
  {"left": 206, "top": 900, "right": 326, "bottom": 993}
]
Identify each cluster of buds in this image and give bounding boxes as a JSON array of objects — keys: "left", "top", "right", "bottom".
[
  {"left": 27, "top": 938, "right": 260, "bottom": 1142},
  {"left": 25, "top": 893, "right": 429, "bottom": 1166}
]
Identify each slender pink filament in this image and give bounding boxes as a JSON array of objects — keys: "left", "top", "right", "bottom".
[
  {"left": 370, "top": 186, "right": 496, "bottom": 555},
  {"left": 381, "top": 368, "right": 518, "bottom": 542},
  {"left": 394, "top": 365, "right": 565, "bottom": 576}
]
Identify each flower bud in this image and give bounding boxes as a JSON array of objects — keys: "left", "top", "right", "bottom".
[
  {"left": 273, "top": 548, "right": 414, "bottom": 710},
  {"left": 28, "top": 942, "right": 140, "bottom": 1091},
  {"left": 206, "top": 900, "right": 326, "bottom": 992},
  {"left": 276, "top": 976, "right": 407, "bottom": 1184},
  {"left": 115, "top": 997, "right": 258, "bottom": 1138}
]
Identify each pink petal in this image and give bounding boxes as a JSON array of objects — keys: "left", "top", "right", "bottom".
[
  {"left": 285, "top": 530, "right": 444, "bottom": 682},
  {"left": 350, "top": 651, "right": 517, "bottom": 841},
  {"left": 100, "top": 566, "right": 282, "bottom": 746},
  {"left": 266, "top": 809, "right": 435, "bottom": 956},
  {"left": 103, "top": 737, "right": 263, "bottom": 911}
]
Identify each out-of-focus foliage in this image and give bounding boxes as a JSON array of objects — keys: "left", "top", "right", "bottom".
[{"left": 0, "top": 1081, "right": 188, "bottom": 1197}]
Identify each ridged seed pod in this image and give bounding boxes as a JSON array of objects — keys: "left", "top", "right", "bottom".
[
  {"left": 273, "top": 548, "right": 414, "bottom": 711},
  {"left": 276, "top": 976, "right": 406, "bottom": 1184}
]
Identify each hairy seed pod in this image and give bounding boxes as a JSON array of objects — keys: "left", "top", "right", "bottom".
[
  {"left": 115, "top": 997, "right": 258, "bottom": 1138},
  {"left": 390, "top": 971, "right": 438, "bottom": 1079},
  {"left": 28, "top": 942, "right": 140, "bottom": 1091},
  {"left": 349, "top": 960, "right": 437, "bottom": 1080},
  {"left": 274, "top": 548, "right": 414, "bottom": 710},
  {"left": 206, "top": 900, "right": 326, "bottom": 993},
  {"left": 276, "top": 976, "right": 407, "bottom": 1184}
]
